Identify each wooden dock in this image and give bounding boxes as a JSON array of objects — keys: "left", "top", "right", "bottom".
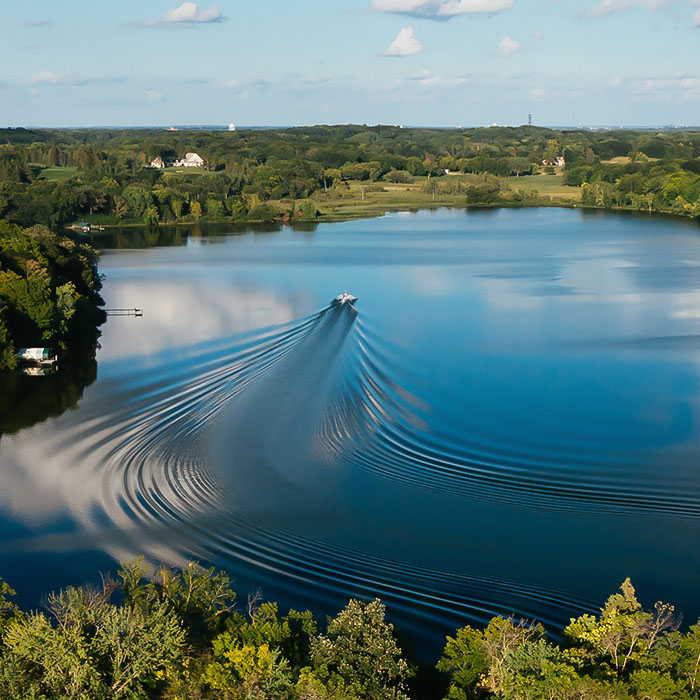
[{"left": 105, "top": 308, "right": 143, "bottom": 317}]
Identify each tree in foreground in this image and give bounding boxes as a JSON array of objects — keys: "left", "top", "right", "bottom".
[{"left": 308, "top": 598, "right": 412, "bottom": 700}]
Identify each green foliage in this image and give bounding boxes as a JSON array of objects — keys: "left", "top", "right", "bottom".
[
  {"left": 310, "top": 598, "right": 412, "bottom": 700},
  {"left": 384, "top": 169, "right": 413, "bottom": 184},
  {"left": 0, "top": 563, "right": 700, "bottom": 700},
  {"left": 437, "top": 625, "right": 488, "bottom": 699},
  {"left": 564, "top": 578, "right": 680, "bottom": 680},
  {"left": 465, "top": 182, "right": 502, "bottom": 204},
  {"left": 0, "top": 222, "right": 104, "bottom": 366},
  {"left": 119, "top": 559, "right": 236, "bottom": 644},
  {"left": 0, "top": 584, "right": 185, "bottom": 700},
  {"left": 294, "top": 199, "right": 318, "bottom": 220},
  {"left": 204, "top": 638, "right": 293, "bottom": 699},
  {"left": 2, "top": 126, "right": 700, "bottom": 227}
]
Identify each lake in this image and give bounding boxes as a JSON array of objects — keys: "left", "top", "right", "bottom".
[{"left": 3, "top": 207, "right": 700, "bottom": 658}]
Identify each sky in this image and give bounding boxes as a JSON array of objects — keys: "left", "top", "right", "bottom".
[{"left": 1, "top": 0, "right": 700, "bottom": 128}]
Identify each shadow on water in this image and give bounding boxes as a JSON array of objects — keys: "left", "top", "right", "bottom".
[{"left": 0, "top": 352, "right": 98, "bottom": 436}]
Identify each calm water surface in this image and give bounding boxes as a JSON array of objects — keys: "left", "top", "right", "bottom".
[{"left": 3, "top": 207, "right": 700, "bottom": 656}]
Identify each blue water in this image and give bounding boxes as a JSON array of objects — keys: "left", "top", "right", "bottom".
[{"left": 3, "top": 207, "right": 700, "bottom": 656}]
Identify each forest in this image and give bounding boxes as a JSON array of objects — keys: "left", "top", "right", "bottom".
[
  {"left": 0, "top": 562, "right": 696, "bottom": 700},
  {"left": 0, "top": 222, "right": 105, "bottom": 370},
  {"left": 2, "top": 125, "right": 700, "bottom": 227}
]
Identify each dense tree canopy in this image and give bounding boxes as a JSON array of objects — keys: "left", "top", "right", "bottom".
[
  {"left": 2, "top": 126, "right": 700, "bottom": 228},
  {"left": 0, "top": 566, "right": 698, "bottom": 699},
  {"left": 0, "top": 221, "right": 105, "bottom": 369}
]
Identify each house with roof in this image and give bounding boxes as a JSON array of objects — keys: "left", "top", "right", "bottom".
[
  {"left": 174, "top": 153, "right": 204, "bottom": 168},
  {"left": 150, "top": 156, "right": 166, "bottom": 169}
]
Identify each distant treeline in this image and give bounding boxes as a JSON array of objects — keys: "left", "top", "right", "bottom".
[
  {"left": 2, "top": 125, "right": 700, "bottom": 226},
  {"left": 0, "top": 222, "right": 105, "bottom": 370},
  {"left": 0, "top": 564, "right": 697, "bottom": 699}
]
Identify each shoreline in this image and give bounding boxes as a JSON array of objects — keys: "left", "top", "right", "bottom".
[{"left": 75, "top": 198, "right": 700, "bottom": 234}]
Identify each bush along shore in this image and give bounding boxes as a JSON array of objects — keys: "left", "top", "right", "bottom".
[
  {"left": 0, "top": 563, "right": 698, "bottom": 699},
  {"left": 2, "top": 126, "right": 700, "bottom": 228},
  {"left": 0, "top": 221, "right": 105, "bottom": 371}
]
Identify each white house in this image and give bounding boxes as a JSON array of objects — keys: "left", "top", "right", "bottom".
[
  {"left": 542, "top": 156, "right": 566, "bottom": 167},
  {"left": 228, "top": 123, "right": 236, "bottom": 132},
  {"left": 174, "top": 152, "right": 204, "bottom": 168},
  {"left": 150, "top": 156, "right": 165, "bottom": 169}
]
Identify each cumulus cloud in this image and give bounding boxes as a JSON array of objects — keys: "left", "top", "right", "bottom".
[
  {"left": 497, "top": 36, "right": 521, "bottom": 57},
  {"left": 372, "top": 0, "right": 514, "bottom": 19},
  {"left": 383, "top": 26, "right": 424, "bottom": 56},
  {"left": 144, "top": 2, "right": 224, "bottom": 27},
  {"left": 530, "top": 87, "right": 546, "bottom": 99},
  {"left": 584, "top": 0, "right": 673, "bottom": 17}
]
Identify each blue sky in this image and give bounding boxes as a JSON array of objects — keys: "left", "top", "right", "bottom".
[{"left": 1, "top": 0, "right": 700, "bottom": 127}]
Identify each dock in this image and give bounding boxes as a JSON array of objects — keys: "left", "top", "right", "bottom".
[{"left": 105, "top": 308, "right": 143, "bottom": 317}]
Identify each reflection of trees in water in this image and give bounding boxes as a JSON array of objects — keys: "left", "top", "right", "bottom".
[
  {"left": 86, "top": 221, "right": 318, "bottom": 250},
  {"left": 0, "top": 350, "right": 97, "bottom": 435}
]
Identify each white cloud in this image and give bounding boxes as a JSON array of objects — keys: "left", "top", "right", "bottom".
[
  {"left": 30, "top": 71, "right": 83, "bottom": 86},
  {"left": 372, "top": 0, "right": 514, "bottom": 19},
  {"left": 437, "top": 0, "right": 514, "bottom": 14},
  {"left": 531, "top": 87, "right": 546, "bottom": 99},
  {"left": 146, "top": 90, "right": 164, "bottom": 101},
  {"left": 144, "top": 3, "right": 224, "bottom": 26},
  {"left": 383, "top": 26, "right": 424, "bottom": 56},
  {"left": 631, "top": 75, "right": 700, "bottom": 98},
  {"left": 404, "top": 68, "right": 470, "bottom": 87},
  {"left": 165, "top": 2, "right": 222, "bottom": 22},
  {"left": 694, "top": 6, "right": 700, "bottom": 25},
  {"left": 584, "top": 0, "right": 673, "bottom": 17},
  {"left": 497, "top": 36, "right": 521, "bottom": 57}
]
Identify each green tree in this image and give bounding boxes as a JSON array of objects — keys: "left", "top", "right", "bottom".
[
  {"left": 119, "top": 559, "right": 236, "bottom": 644},
  {"left": 437, "top": 625, "right": 488, "bottom": 700},
  {"left": 310, "top": 599, "right": 411, "bottom": 700},
  {"left": 204, "top": 638, "right": 293, "bottom": 700},
  {"left": 565, "top": 579, "right": 678, "bottom": 680},
  {"left": 0, "top": 585, "right": 185, "bottom": 700}
]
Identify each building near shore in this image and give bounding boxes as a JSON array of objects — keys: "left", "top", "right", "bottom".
[{"left": 174, "top": 152, "right": 204, "bottom": 168}]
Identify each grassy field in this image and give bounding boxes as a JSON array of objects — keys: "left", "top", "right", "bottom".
[
  {"left": 36, "top": 166, "right": 79, "bottom": 181},
  {"left": 162, "top": 167, "right": 219, "bottom": 178},
  {"left": 506, "top": 174, "right": 581, "bottom": 201},
  {"left": 312, "top": 179, "right": 469, "bottom": 219}
]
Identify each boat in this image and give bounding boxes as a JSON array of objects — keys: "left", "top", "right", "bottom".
[{"left": 333, "top": 291, "right": 357, "bottom": 306}]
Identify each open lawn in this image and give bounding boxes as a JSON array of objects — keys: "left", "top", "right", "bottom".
[
  {"left": 312, "top": 179, "right": 467, "bottom": 219},
  {"left": 506, "top": 174, "right": 581, "bottom": 201},
  {"left": 36, "top": 166, "right": 79, "bottom": 181},
  {"left": 162, "top": 167, "right": 218, "bottom": 177}
]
